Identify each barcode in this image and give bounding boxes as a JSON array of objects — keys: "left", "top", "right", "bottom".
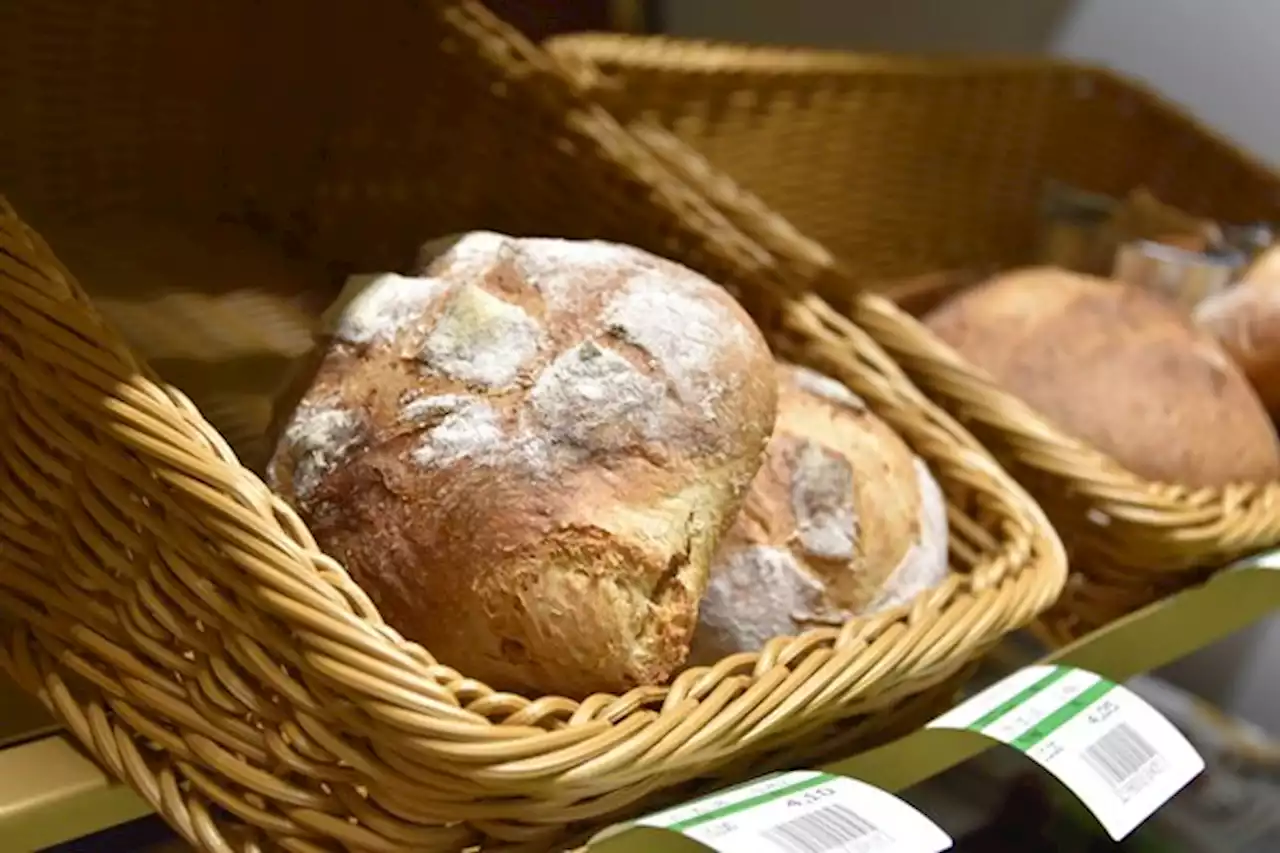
[
  {"left": 1082, "top": 722, "right": 1159, "bottom": 791},
  {"left": 762, "top": 804, "right": 885, "bottom": 852}
]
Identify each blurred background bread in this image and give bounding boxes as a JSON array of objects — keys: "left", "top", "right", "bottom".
[
  {"left": 268, "top": 232, "right": 778, "bottom": 697},
  {"left": 924, "top": 267, "right": 1280, "bottom": 486},
  {"left": 691, "top": 363, "right": 949, "bottom": 664},
  {"left": 43, "top": 214, "right": 336, "bottom": 470},
  {"left": 1196, "top": 246, "right": 1280, "bottom": 418}
]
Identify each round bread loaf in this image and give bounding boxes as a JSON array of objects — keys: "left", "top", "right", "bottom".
[
  {"left": 690, "top": 363, "right": 949, "bottom": 664},
  {"left": 267, "top": 232, "right": 778, "bottom": 697},
  {"left": 1195, "top": 251, "right": 1280, "bottom": 417},
  {"left": 924, "top": 268, "right": 1280, "bottom": 486}
]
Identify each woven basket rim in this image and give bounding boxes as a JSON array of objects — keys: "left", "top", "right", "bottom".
[
  {"left": 546, "top": 32, "right": 1280, "bottom": 568},
  {"left": 548, "top": 33, "right": 1280, "bottom": 220},
  {"left": 1, "top": 191, "right": 1066, "bottom": 740},
  {"left": 863, "top": 268, "right": 1280, "bottom": 501},
  {"left": 861, "top": 291, "right": 1280, "bottom": 499},
  {"left": 0, "top": 5, "right": 1068, "bottom": 847},
  {"left": 548, "top": 32, "right": 1111, "bottom": 77}
]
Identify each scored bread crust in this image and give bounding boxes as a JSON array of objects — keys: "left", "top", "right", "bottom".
[
  {"left": 690, "top": 363, "right": 950, "bottom": 664},
  {"left": 267, "top": 232, "right": 777, "bottom": 697},
  {"left": 925, "top": 267, "right": 1280, "bottom": 487}
]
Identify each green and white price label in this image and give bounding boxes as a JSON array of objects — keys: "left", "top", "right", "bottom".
[
  {"left": 628, "top": 770, "right": 952, "bottom": 852},
  {"left": 929, "top": 664, "right": 1204, "bottom": 840}
]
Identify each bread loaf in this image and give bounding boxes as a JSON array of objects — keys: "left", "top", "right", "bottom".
[
  {"left": 924, "top": 268, "right": 1280, "bottom": 486},
  {"left": 1195, "top": 248, "right": 1280, "bottom": 416},
  {"left": 267, "top": 232, "right": 778, "bottom": 697},
  {"left": 690, "top": 363, "right": 949, "bottom": 664}
]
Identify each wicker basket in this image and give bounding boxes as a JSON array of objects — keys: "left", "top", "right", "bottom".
[
  {"left": 547, "top": 33, "right": 1280, "bottom": 640},
  {"left": 0, "top": 5, "right": 1065, "bottom": 850}
]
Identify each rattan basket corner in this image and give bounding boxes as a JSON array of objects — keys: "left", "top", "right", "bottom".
[
  {"left": 547, "top": 32, "right": 1280, "bottom": 641},
  {"left": 0, "top": 4, "right": 1065, "bottom": 850}
]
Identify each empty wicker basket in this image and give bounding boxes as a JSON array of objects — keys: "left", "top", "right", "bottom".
[
  {"left": 547, "top": 33, "right": 1280, "bottom": 640},
  {"left": 0, "top": 4, "right": 1064, "bottom": 850}
]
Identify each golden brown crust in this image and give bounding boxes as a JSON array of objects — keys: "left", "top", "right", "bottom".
[
  {"left": 1196, "top": 257, "right": 1280, "bottom": 417},
  {"left": 925, "top": 268, "right": 1280, "bottom": 487},
  {"left": 267, "top": 232, "right": 777, "bottom": 697},
  {"left": 691, "top": 364, "right": 950, "bottom": 663},
  {"left": 744, "top": 366, "right": 922, "bottom": 608}
]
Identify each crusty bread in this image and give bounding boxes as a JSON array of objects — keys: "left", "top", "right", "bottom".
[
  {"left": 690, "top": 363, "right": 949, "bottom": 664},
  {"left": 1196, "top": 249, "right": 1280, "bottom": 417},
  {"left": 925, "top": 267, "right": 1280, "bottom": 486},
  {"left": 267, "top": 232, "right": 777, "bottom": 697}
]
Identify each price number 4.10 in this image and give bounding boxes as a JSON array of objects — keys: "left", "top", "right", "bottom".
[{"left": 786, "top": 786, "right": 839, "bottom": 809}]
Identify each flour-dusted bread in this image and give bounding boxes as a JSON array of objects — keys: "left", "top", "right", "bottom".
[
  {"left": 690, "top": 364, "right": 949, "bottom": 664},
  {"left": 267, "top": 232, "right": 778, "bottom": 697},
  {"left": 925, "top": 268, "right": 1280, "bottom": 486}
]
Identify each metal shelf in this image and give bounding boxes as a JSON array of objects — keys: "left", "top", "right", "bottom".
[{"left": 3, "top": 553, "right": 1278, "bottom": 851}]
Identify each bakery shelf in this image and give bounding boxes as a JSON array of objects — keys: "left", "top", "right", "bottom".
[
  {"left": 4, "top": 550, "right": 1278, "bottom": 852},
  {"left": 0, "top": 677, "right": 58, "bottom": 751},
  {"left": 0, "top": 736, "right": 152, "bottom": 852}
]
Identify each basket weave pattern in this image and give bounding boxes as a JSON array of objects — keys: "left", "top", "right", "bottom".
[
  {"left": 0, "top": 5, "right": 1064, "bottom": 850},
  {"left": 547, "top": 34, "right": 1280, "bottom": 638},
  {"left": 549, "top": 36, "right": 1280, "bottom": 282}
]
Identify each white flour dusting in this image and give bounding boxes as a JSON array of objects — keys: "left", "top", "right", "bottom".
[
  {"left": 792, "top": 365, "right": 867, "bottom": 412},
  {"left": 411, "top": 398, "right": 509, "bottom": 469},
  {"left": 423, "top": 232, "right": 628, "bottom": 306},
  {"left": 317, "top": 234, "right": 764, "bottom": 487},
  {"left": 280, "top": 400, "right": 365, "bottom": 500},
  {"left": 514, "top": 238, "right": 659, "bottom": 310},
  {"left": 405, "top": 393, "right": 555, "bottom": 475},
  {"left": 521, "top": 236, "right": 651, "bottom": 269},
  {"left": 789, "top": 440, "right": 859, "bottom": 561},
  {"left": 691, "top": 545, "right": 829, "bottom": 662},
  {"left": 693, "top": 457, "right": 949, "bottom": 660},
  {"left": 420, "top": 231, "right": 513, "bottom": 275},
  {"left": 867, "top": 457, "right": 950, "bottom": 612},
  {"left": 527, "top": 340, "right": 669, "bottom": 452},
  {"left": 417, "top": 284, "right": 543, "bottom": 390},
  {"left": 332, "top": 273, "right": 448, "bottom": 345},
  {"left": 414, "top": 232, "right": 481, "bottom": 273},
  {"left": 401, "top": 393, "right": 473, "bottom": 425},
  {"left": 603, "top": 276, "right": 746, "bottom": 417}
]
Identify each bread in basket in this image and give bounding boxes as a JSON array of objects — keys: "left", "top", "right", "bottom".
[{"left": 0, "top": 4, "right": 1065, "bottom": 849}]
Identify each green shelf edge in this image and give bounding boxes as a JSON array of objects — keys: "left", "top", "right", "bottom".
[{"left": 2, "top": 553, "right": 1276, "bottom": 851}]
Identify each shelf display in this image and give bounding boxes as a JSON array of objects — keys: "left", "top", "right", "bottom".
[
  {"left": 5, "top": 550, "right": 1276, "bottom": 850},
  {"left": 2, "top": 6, "right": 1279, "bottom": 852},
  {"left": 0, "top": 3, "right": 1064, "bottom": 850},
  {"left": 546, "top": 33, "right": 1280, "bottom": 639}
]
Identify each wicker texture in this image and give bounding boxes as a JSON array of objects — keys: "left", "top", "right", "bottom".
[
  {"left": 547, "top": 33, "right": 1280, "bottom": 639},
  {"left": 547, "top": 36, "right": 1280, "bottom": 282},
  {"left": 0, "top": 4, "right": 1064, "bottom": 851}
]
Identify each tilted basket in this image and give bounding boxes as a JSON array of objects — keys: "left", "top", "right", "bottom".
[
  {"left": 547, "top": 33, "right": 1280, "bottom": 640},
  {"left": 0, "top": 4, "right": 1064, "bottom": 850}
]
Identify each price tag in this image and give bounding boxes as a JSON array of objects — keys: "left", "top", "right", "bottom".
[
  {"left": 629, "top": 770, "right": 951, "bottom": 852},
  {"left": 929, "top": 665, "right": 1204, "bottom": 840},
  {"left": 1233, "top": 549, "right": 1280, "bottom": 572}
]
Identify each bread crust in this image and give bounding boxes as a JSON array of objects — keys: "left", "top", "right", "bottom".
[
  {"left": 925, "top": 267, "right": 1280, "bottom": 486},
  {"left": 690, "top": 364, "right": 949, "bottom": 663},
  {"left": 1196, "top": 253, "right": 1280, "bottom": 418},
  {"left": 268, "top": 232, "right": 777, "bottom": 696}
]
